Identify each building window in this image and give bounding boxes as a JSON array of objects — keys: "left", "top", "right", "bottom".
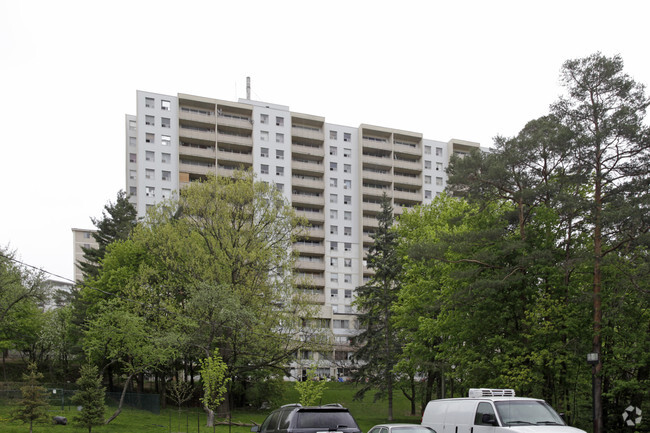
[
  {"left": 436, "top": 147, "right": 443, "bottom": 156},
  {"left": 261, "top": 147, "right": 269, "bottom": 157},
  {"left": 345, "top": 289, "right": 352, "bottom": 299},
  {"left": 162, "top": 170, "right": 171, "bottom": 181},
  {"left": 145, "top": 186, "right": 155, "bottom": 197},
  {"left": 261, "top": 164, "right": 269, "bottom": 174},
  {"left": 276, "top": 133, "right": 284, "bottom": 144},
  {"left": 330, "top": 162, "right": 337, "bottom": 171},
  {"left": 330, "top": 257, "right": 338, "bottom": 267},
  {"left": 344, "top": 274, "right": 352, "bottom": 284},
  {"left": 425, "top": 175, "right": 432, "bottom": 184},
  {"left": 129, "top": 170, "right": 136, "bottom": 180},
  {"left": 331, "top": 225, "right": 338, "bottom": 235},
  {"left": 146, "top": 151, "right": 155, "bottom": 162},
  {"left": 145, "top": 97, "right": 154, "bottom": 108},
  {"left": 330, "top": 241, "right": 338, "bottom": 251},
  {"left": 344, "top": 132, "right": 351, "bottom": 142},
  {"left": 330, "top": 178, "right": 338, "bottom": 187},
  {"left": 344, "top": 211, "right": 351, "bottom": 221},
  {"left": 146, "top": 133, "right": 154, "bottom": 143},
  {"left": 344, "top": 180, "right": 351, "bottom": 189},
  {"left": 260, "top": 114, "right": 268, "bottom": 124},
  {"left": 330, "top": 209, "right": 338, "bottom": 219},
  {"left": 129, "top": 136, "right": 136, "bottom": 146},
  {"left": 161, "top": 100, "right": 171, "bottom": 111},
  {"left": 436, "top": 162, "right": 443, "bottom": 171},
  {"left": 145, "top": 115, "right": 154, "bottom": 126},
  {"left": 129, "top": 186, "right": 137, "bottom": 195},
  {"left": 161, "top": 117, "right": 171, "bottom": 128},
  {"left": 260, "top": 131, "right": 269, "bottom": 141},
  {"left": 331, "top": 288, "right": 339, "bottom": 297},
  {"left": 330, "top": 130, "right": 338, "bottom": 140},
  {"left": 333, "top": 320, "right": 349, "bottom": 329},
  {"left": 344, "top": 258, "right": 351, "bottom": 267},
  {"left": 344, "top": 242, "right": 351, "bottom": 251},
  {"left": 344, "top": 164, "right": 351, "bottom": 173},
  {"left": 344, "top": 227, "right": 351, "bottom": 236},
  {"left": 425, "top": 160, "right": 432, "bottom": 169},
  {"left": 129, "top": 120, "right": 136, "bottom": 131},
  {"left": 425, "top": 190, "right": 432, "bottom": 199},
  {"left": 276, "top": 166, "right": 284, "bottom": 176},
  {"left": 330, "top": 146, "right": 337, "bottom": 156},
  {"left": 436, "top": 177, "right": 443, "bottom": 186},
  {"left": 129, "top": 153, "right": 136, "bottom": 163},
  {"left": 145, "top": 169, "right": 154, "bottom": 180},
  {"left": 162, "top": 188, "right": 171, "bottom": 198},
  {"left": 344, "top": 148, "right": 351, "bottom": 158},
  {"left": 162, "top": 153, "right": 171, "bottom": 163},
  {"left": 330, "top": 194, "right": 338, "bottom": 204},
  {"left": 331, "top": 274, "right": 339, "bottom": 283},
  {"left": 344, "top": 195, "right": 351, "bottom": 205},
  {"left": 275, "top": 116, "right": 284, "bottom": 126},
  {"left": 276, "top": 149, "right": 284, "bottom": 160},
  {"left": 276, "top": 183, "right": 284, "bottom": 192},
  {"left": 161, "top": 135, "right": 171, "bottom": 146}
]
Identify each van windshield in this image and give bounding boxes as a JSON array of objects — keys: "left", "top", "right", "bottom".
[{"left": 494, "top": 401, "right": 565, "bottom": 427}]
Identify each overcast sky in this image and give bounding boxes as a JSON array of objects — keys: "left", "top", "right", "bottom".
[{"left": 1, "top": 0, "right": 649, "bottom": 283}]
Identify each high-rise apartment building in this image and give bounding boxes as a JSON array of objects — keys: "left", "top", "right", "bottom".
[{"left": 125, "top": 90, "right": 481, "bottom": 379}]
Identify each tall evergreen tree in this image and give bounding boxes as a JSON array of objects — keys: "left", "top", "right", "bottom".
[
  {"left": 351, "top": 193, "right": 402, "bottom": 420},
  {"left": 71, "top": 364, "right": 106, "bottom": 433},
  {"left": 11, "top": 362, "right": 49, "bottom": 433},
  {"left": 77, "top": 190, "right": 137, "bottom": 281}
]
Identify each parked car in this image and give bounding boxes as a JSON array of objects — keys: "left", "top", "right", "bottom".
[
  {"left": 421, "top": 388, "right": 586, "bottom": 433},
  {"left": 368, "top": 424, "right": 436, "bottom": 433},
  {"left": 252, "top": 403, "right": 362, "bottom": 433}
]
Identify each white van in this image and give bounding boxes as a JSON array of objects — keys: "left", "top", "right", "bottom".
[{"left": 421, "top": 388, "right": 586, "bottom": 433}]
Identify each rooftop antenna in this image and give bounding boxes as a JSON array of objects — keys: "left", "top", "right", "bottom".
[{"left": 246, "top": 77, "right": 251, "bottom": 100}]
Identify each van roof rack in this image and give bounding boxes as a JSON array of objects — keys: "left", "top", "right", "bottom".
[
  {"left": 468, "top": 388, "right": 516, "bottom": 398},
  {"left": 321, "top": 403, "right": 344, "bottom": 407},
  {"left": 281, "top": 403, "right": 302, "bottom": 408}
]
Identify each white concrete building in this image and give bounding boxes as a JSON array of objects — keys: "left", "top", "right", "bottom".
[{"left": 125, "top": 90, "right": 482, "bottom": 379}]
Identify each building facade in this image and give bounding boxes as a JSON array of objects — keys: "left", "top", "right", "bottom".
[{"left": 125, "top": 90, "right": 481, "bottom": 380}]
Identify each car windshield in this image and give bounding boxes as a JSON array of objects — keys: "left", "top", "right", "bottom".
[
  {"left": 392, "top": 427, "right": 435, "bottom": 433},
  {"left": 296, "top": 411, "right": 357, "bottom": 429},
  {"left": 494, "top": 401, "right": 565, "bottom": 427}
]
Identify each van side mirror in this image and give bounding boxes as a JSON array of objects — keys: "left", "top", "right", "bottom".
[{"left": 481, "top": 413, "right": 498, "bottom": 426}]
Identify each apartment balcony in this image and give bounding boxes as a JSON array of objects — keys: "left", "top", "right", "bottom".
[
  {"left": 363, "top": 232, "right": 374, "bottom": 244},
  {"left": 304, "top": 226, "right": 325, "bottom": 239},
  {"left": 179, "top": 161, "right": 215, "bottom": 177},
  {"left": 394, "top": 142, "right": 421, "bottom": 157},
  {"left": 304, "top": 292, "right": 326, "bottom": 305},
  {"left": 216, "top": 165, "right": 239, "bottom": 178},
  {"left": 393, "top": 174, "right": 421, "bottom": 188},
  {"left": 292, "top": 193, "right": 324, "bottom": 207},
  {"left": 362, "top": 138, "right": 392, "bottom": 153},
  {"left": 217, "top": 149, "right": 253, "bottom": 166},
  {"left": 362, "top": 186, "right": 389, "bottom": 199},
  {"left": 295, "top": 259, "right": 325, "bottom": 272},
  {"left": 293, "top": 242, "right": 325, "bottom": 255},
  {"left": 292, "top": 142, "right": 325, "bottom": 158},
  {"left": 362, "top": 169, "right": 391, "bottom": 183},
  {"left": 291, "top": 177, "right": 324, "bottom": 191},
  {"left": 217, "top": 132, "right": 253, "bottom": 147},
  {"left": 296, "top": 273, "right": 325, "bottom": 288},
  {"left": 292, "top": 160, "right": 324, "bottom": 174},
  {"left": 393, "top": 157, "right": 421, "bottom": 173},
  {"left": 180, "top": 127, "right": 216, "bottom": 143},
  {"left": 362, "top": 202, "right": 382, "bottom": 213},
  {"left": 362, "top": 154, "right": 393, "bottom": 169},
  {"left": 393, "top": 189, "right": 422, "bottom": 202},
  {"left": 179, "top": 109, "right": 216, "bottom": 124},
  {"left": 294, "top": 209, "right": 325, "bottom": 223},
  {"left": 179, "top": 144, "right": 216, "bottom": 160},
  {"left": 217, "top": 115, "right": 253, "bottom": 130},
  {"left": 292, "top": 125, "right": 324, "bottom": 142},
  {"left": 362, "top": 216, "right": 379, "bottom": 229}
]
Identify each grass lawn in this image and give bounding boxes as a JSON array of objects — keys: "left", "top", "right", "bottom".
[{"left": 0, "top": 382, "right": 421, "bottom": 433}]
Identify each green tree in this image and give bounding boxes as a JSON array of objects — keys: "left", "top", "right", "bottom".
[
  {"left": 11, "top": 362, "right": 49, "bottom": 433},
  {"left": 77, "top": 190, "right": 138, "bottom": 281},
  {"left": 199, "top": 350, "right": 230, "bottom": 427},
  {"left": 294, "top": 364, "right": 327, "bottom": 406},
  {"left": 351, "top": 193, "right": 402, "bottom": 420},
  {"left": 71, "top": 364, "right": 106, "bottom": 433},
  {"left": 551, "top": 52, "right": 650, "bottom": 433}
]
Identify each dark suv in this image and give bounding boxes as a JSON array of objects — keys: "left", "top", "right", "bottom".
[{"left": 252, "top": 404, "right": 362, "bottom": 433}]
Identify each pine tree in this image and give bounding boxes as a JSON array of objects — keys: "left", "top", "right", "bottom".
[
  {"left": 71, "top": 364, "right": 106, "bottom": 433},
  {"left": 77, "top": 190, "right": 138, "bottom": 281},
  {"left": 351, "top": 193, "right": 402, "bottom": 420},
  {"left": 11, "top": 362, "right": 49, "bottom": 433}
]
